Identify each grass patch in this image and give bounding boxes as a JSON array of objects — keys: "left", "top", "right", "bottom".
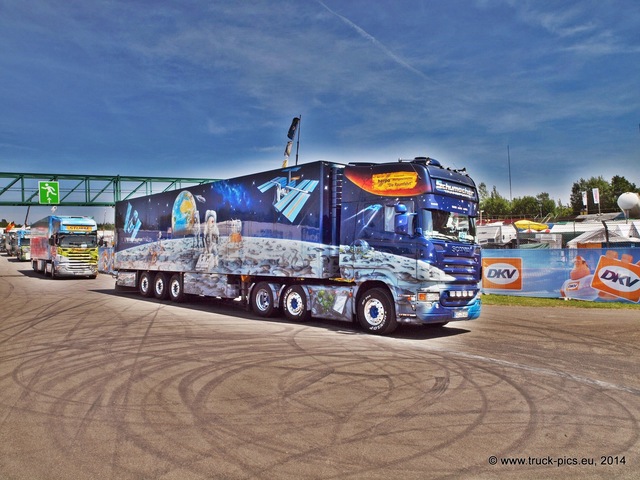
[{"left": 482, "top": 294, "right": 640, "bottom": 310}]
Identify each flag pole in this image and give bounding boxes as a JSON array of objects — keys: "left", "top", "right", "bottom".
[
  {"left": 507, "top": 144, "right": 512, "bottom": 202},
  {"left": 295, "top": 115, "right": 301, "bottom": 165}
]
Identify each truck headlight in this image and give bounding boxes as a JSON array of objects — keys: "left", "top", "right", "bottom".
[{"left": 418, "top": 292, "right": 440, "bottom": 302}]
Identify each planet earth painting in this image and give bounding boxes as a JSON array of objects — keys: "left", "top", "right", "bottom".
[{"left": 172, "top": 191, "right": 199, "bottom": 236}]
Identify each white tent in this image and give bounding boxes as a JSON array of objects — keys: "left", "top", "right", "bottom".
[
  {"left": 610, "top": 220, "right": 640, "bottom": 238},
  {"left": 567, "top": 225, "right": 640, "bottom": 248}
]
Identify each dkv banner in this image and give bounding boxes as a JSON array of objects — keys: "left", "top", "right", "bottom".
[{"left": 482, "top": 248, "right": 640, "bottom": 304}]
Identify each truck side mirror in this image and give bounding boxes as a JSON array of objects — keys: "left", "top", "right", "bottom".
[
  {"left": 395, "top": 213, "right": 409, "bottom": 235},
  {"left": 394, "top": 203, "right": 413, "bottom": 235},
  {"left": 394, "top": 204, "right": 407, "bottom": 214},
  {"left": 48, "top": 236, "right": 54, "bottom": 246}
]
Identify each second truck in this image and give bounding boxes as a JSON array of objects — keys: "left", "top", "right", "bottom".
[
  {"left": 30, "top": 215, "right": 99, "bottom": 278},
  {"left": 114, "top": 157, "right": 482, "bottom": 334}
]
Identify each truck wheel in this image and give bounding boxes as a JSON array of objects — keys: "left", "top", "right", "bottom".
[
  {"left": 357, "top": 287, "right": 397, "bottom": 335},
  {"left": 281, "top": 285, "right": 310, "bottom": 322},
  {"left": 153, "top": 272, "right": 169, "bottom": 299},
  {"left": 139, "top": 272, "right": 153, "bottom": 297},
  {"left": 169, "top": 274, "right": 185, "bottom": 303},
  {"left": 250, "top": 282, "right": 276, "bottom": 317}
]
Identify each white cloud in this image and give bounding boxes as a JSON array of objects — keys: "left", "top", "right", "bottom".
[{"left": 1, "top": 0, "right": 638, "bottom": 209}]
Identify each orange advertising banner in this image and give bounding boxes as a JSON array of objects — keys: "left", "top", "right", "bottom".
[
  {"left": 481, "top": 248, "right": 640, "bottom": 303},
  {"left": 482, "top": 257, "right": 523, "bottom": 290},
  {"left": 590, "top": 255, "right": 640, "bottom": 303},
  {"left": 343, "top": 164, "right": 429, "bottom": 196},
  {"left": 371, "top": 171, "right": 418, "bottom": 192}
]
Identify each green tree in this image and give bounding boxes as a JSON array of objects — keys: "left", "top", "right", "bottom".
[
  {"left": 477, "top": 182, "right": 489, "bottom": 202},
  {"left": 481, "top": 186, "right": 511, "bottom": 219},
  {"left": 570, "top": 176, "right": 612, "bottom": 214},
  {"left": 610, "top": 175, "right": 638, "bottom": 199},
  {"left": 509, "top": 194, "right": 555, "bottom": 219},
  {"left": 537, "top": 193, "right": 556, "bottom": 218},
  {"left": 570, "top": 175, "right": 640, "bottom": 215},
  {"left": 553, "top": 199, "right": 573, "bottom": 218},
  {"left": 510, "top": 196, "right": 540, "bottom": 218}
]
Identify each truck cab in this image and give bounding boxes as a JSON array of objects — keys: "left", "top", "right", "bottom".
[
  {"left": 16, "top": 230, "right": 31, "bottom": 261},
  {"left": 30, "top": 216, "right": 99, "bottom": 278},
  {"left": 339, "top": 158, "right": 481, "bottom": 329}
]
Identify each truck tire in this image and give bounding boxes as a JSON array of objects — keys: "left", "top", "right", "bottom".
[
  {"left": 139, "top": 271, "right": 153, "bottom": 297},
  {"left": 168, "top": 274, "right": 186, "bottom": 303},
  {"left": 281, "top": 285, "right": 311, "bottom": 322},
  {"left": 357, "top": 287, "right": 397, "bottom": 335},
  {"left": 250, "top": 282, "right": 276, "bottom": 317},
  {"left": 153, "top": 272, "right": 169, "bottom": 300}
]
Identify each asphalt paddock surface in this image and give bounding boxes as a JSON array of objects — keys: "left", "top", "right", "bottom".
[{"left": 0, "top": 255, "right": 638, "bottom": 480}]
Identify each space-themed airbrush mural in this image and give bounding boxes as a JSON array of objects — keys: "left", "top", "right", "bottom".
[
  {"left": 115, "top": 159, "right": 482, "bottom": 328},
  {"left": 115, "top": 162, "right": 338, "bottom": 280}
]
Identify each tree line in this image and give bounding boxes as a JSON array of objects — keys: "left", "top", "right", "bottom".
[{"left": 479, "top": 175, "right": 638, "bottom": 221}]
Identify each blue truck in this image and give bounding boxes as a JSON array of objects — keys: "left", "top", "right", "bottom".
[
  {"left": 15, "top": 229, "right": 31, "bottom": 261},
  {"left": 114, "top": 158, "right": 481, "bottom": 334}
]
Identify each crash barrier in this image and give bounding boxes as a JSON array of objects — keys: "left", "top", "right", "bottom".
[
  {"left": 99, "top": 246, "right": 640, "bottom": 304},
  {"left": 482, "top": 247, "right": 640, "bottom": 304}
]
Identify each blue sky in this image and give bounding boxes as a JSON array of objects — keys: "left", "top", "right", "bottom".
[{"left": 1, "top": 0, "right": 639, "bottom": 223}]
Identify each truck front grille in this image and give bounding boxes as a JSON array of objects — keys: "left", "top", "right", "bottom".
[{"left": 442, "top": 253, "right": 480, "bottom": 283}]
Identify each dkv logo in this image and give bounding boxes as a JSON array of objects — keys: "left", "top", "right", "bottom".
[
  {"left": 482, "top": 258, "right": 523, "bottom": 290},
  {"left": 591, "top": 255, "right": 640, "bottom": 303}
]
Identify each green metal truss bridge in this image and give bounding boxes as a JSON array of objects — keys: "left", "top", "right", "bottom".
[{"left": 0, "top": 172, "right": 218, "bottom": 207}]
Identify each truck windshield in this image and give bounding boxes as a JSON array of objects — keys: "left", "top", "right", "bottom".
[
  {"left": 421, "top": 209, "right": 476, "bottom": 243},
  {"left": 59, "top": 234, "right": 97, "bottom": 248}
]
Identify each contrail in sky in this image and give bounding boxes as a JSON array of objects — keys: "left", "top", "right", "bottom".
[{"left": 317, "top": 0, "right": 436, "bottom": 83}]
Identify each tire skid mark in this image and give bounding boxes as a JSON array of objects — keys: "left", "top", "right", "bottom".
[
  {"left": 251, "top": 355, "right": 489, "bottom": 479},
  {"left": 108, "top": 304, "right": 164, "bottom": 479},
  {"left": 0, "top": 296, "right": 112, "bottom": 345},
  {"left": 430, "top": 348, "right": 640, "bottom": 396},
  {"left": 483, "top": 307, "right": 640, "bottom": 356},
  {"left": 2, "top": 267, "right": 639, "bottom": 480}
]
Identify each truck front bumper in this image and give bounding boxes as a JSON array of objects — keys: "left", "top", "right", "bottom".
[
  {"left": 396, "top": 287, "right": 482, "bottom": 325},
  {"left": 55, "top": 263, "right": 98, "bottom": 276}
]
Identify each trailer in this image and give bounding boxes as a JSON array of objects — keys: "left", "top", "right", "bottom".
[
  {"left": 30, "top": 216, "right": 99, "bottom": 278},
  {"left": 114, "top": 158, "right": 482, "bottom": 334}
]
